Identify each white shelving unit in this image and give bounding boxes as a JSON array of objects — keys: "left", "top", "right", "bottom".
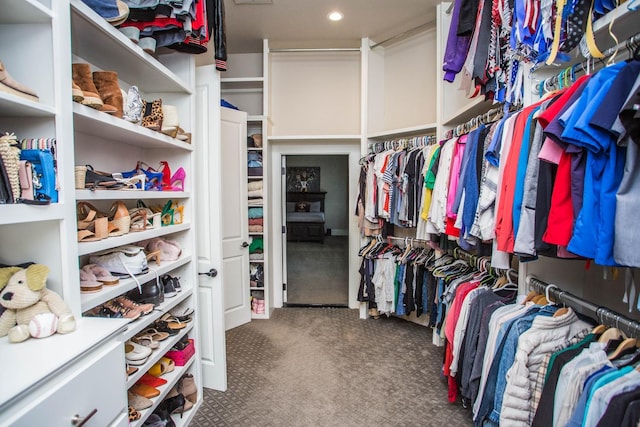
[
  {"left": 223, "top": 48, "right": 271, "bottom": 319},
  {"left": 69, "top": 1, "right": 202, "bottom": 426},
  {"left": 0, "top": 1, "right": 202, "bottom": 425}
]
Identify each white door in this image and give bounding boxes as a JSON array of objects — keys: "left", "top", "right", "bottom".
[
  {"left": 281, "top": 155, "right": 288, "bottom": 303},
  {"left": 221, "top": 106, "right": 251, "bottom": 330},
  {"left": 194, "top": 65, "right": 227, "bottom": 390}
]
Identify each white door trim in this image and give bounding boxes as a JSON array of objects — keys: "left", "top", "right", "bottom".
[{"left": 269, "top": 141, "right": 361, "bottom": 309}]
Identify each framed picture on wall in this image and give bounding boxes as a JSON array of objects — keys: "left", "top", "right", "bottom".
[{"left": 286, "top": 167, "right": 320, "bottom": 192}]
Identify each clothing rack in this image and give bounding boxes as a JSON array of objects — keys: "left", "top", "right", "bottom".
[
  {"left": 532, "top": 31, "right": 640, "bottom": 93},
  {"left": 385, "top": 236, "right": 518, "bottom": 281},
  {"left": 527, "top": 275, "right": 640, "bottom": 340},
  {"left": 368, "top": 134, "right": 437, "bottom": 154},
  {"left": 444, "top": 105, "right": 505, "bottom": 140}
]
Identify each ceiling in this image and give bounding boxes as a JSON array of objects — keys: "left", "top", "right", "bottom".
[{"left": 220, "top": 0, "right": 438, "bottom": 54}]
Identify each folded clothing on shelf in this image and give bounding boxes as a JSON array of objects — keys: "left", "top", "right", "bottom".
[
  {"left": 247, "top": 180, "right": 263, "bottom": 191},
  {"left": 248, "top": 207, "right": 263, "bottom": 219}
]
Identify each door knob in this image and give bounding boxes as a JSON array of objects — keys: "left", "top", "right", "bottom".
[
  {"left": 241, "top": 241, "right": 249, "bottom": 248},
  {"left": 198, "top": 268, "right": 218, "bottom": 278}
]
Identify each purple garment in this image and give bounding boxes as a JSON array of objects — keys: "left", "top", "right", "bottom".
[{"left": 443, "top": 0, "right": 472, "bottom": 82}]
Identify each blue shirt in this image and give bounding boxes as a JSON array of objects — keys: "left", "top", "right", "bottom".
[{"left": 566, "top": 365, "right": 616, "bottom": 427}]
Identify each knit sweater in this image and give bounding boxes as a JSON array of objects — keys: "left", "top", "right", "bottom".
[{"left": 499, "top": 308, "right": 590, "bottom": 426}]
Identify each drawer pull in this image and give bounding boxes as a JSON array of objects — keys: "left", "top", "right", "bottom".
[{"left": 71, "top": 409, "right": 97, "bottom": 426}]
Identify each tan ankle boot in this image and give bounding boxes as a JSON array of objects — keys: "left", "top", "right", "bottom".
[
  {"left": 72, "top": 63, "right": 103, "bottom": 109},
  {"left": 72, "top": 80, "right": 84, "bottom": 103},
  {"left": 93, "top": 71, "right": 122, "bottom": 117}
]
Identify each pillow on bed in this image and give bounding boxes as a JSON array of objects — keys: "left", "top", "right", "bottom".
[
  {"left": 286, "top": 202, "right": 296, "bottom": 213},
  {"left": 295, "top": 202, "right": 310, "bottom": 212},
  {"left": 309, "top": 201, "right": 322, "bottom": 212}
]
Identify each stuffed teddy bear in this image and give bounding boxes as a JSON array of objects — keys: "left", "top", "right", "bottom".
[{"left": 0, "top": 264, "right": 76, "bottom": 343}]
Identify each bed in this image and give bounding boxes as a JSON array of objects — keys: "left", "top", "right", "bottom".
[{"left": 286, "top": 192, "right": 326, "bottom": 243}]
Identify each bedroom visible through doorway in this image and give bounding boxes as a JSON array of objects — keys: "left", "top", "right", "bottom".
[{"left": 284, "top": 155, "right": 349, "bottom": 306}]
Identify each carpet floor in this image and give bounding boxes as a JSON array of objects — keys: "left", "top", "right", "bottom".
[
  {"left": 286, "top": 236, "right": 349, "bottom": 306},
  {"left": 191, "top": 307, "right": 473, "bottom": 426}
]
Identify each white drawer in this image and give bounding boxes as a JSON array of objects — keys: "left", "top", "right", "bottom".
[{"left": 2, "top": 341, "right": 126, "bottom": 427}]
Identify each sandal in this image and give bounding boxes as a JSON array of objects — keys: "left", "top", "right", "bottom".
[
  {"left": 176, "top": 127, "right": 191, "bottom": 143},
  {"left": 131, "top": 334, "right": 160, "bottom": 349},
  {"left": 77, "top": 217, "right": 109, "bottom": 242},
  {"left": 84, "top": 165, "right": 124, "bottom": 190},
  {"left": 141, "top": 327, "right": 170, "bottom": 342},
  {"left": 109, "top": 200, "right": 131, "bottom": 235},
  {"left": 148, "top": 356, "right": 175, "bottom": 377},
  {"left": 83, "top": 263, "right": 119, "bottom": 286},
  {"left": 129, "top": 209, "right": 149, "bottom": 232},
  {"left": 146, "top": 250, "right": 161, "bottom": 266},
  {"left": 112, "top": 172, "right": 146, "bottom": 190},
  {"left": 160, "top": 200, "right": 174, "bottom": 226},
  {"left": 79, "top": 267, "right": 102, "bottom": 293},
  {"left": 159, "top": 313, "right": 187, "bottom": 330}
]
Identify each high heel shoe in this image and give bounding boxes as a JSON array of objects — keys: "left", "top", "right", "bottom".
[
  {"left": 159, "top": 392, "right": 187, "bottom": 418},
  {"left": 161, "top": 200, "right": 174, "bottom": 226},
  {"left": 158, "top": 161, "right": 171, "bottom": 189},
  {"left": 109, "top": 201, "right": 131, "bottom": 236},
  {"left": 166, "top": 167, "right": 185, "bottom": 192},
  {"left": 121, "top": 161, "right": 163, "bottom": 191}
]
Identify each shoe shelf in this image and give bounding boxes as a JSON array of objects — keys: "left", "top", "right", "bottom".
[
  {"left": 0, "top": 93, "right": 56, "bottom": 117},
  {"left": 250, "top": 287, "right": 265, "bottom": 291},
  {"left": 121, "top": 290, "right": 193, "bottom": 342},
  {"left": 76, "top": 189, "right": 190, "bottom": 201},
  {"left": 249, "top": 232, "right": 264, "bottom": 236},
  {"left": 73, "top": 103, "right": 194, "bottom": 152},
  {"left": 129, "top": 355, "right": 199, "bottom": 427},
  {"left": 77, "top": 222, "right": 190, "bottom": 256},
  {"left": 69, "top": 0, "right": 191, "bottom": 94},
  {"left": 2, "top": 0, "right": 52, "bottom": 24},
  {"left": 80, "top": 254, "right": 192, "bottom": 312},
  {"left": 0, "top": 203, "right": 65, "bottom": 225},
  {"left": 0, "top": 316, "right": 129, "bottom": 411},
  {"left": 126, "top": 323, "right": 195, "bottom": 389}
]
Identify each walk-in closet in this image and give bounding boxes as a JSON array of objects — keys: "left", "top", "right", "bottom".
[{"left": 1, "top": 0, "right": 640, "bottom": 426}]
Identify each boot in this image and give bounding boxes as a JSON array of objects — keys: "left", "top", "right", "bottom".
[
  {"left": 0, "top": 61, "right": 38, "bottom": 102},
  {"left": 72, "top": 80, "right": 84, "bottom": 103},
  {"left": 93, "top": 71, "right": 122, "bottom": 117},
  {"left": 72, "top": 63, "right": 103, "bottom": 109}
]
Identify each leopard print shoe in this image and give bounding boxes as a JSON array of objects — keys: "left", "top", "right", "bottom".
[{"left": 142, "top": 98, "right": 163, "bottom": 131}]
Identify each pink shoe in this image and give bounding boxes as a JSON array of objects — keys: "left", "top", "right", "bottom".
[{"left": 167, "top": 167, "right": 185, "bottom": 191}]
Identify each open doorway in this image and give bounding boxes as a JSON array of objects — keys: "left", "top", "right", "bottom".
[{"left": 284, "top": 155, "right": 349, "bottom": 306}]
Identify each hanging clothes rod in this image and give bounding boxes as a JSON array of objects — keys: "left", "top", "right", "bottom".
[
  {"left": 527, "top": 275, "right": 640, "bottom": 340},
  {"left": 532, "top": 31, "right": 640, "bottom": 77},
  {"left": 445, "top": 104, "right": 506, "bottom": 139},
  {"left": 269, "top": 47, "right": 361, "bottom": 53},
  {"left": 370, "top": 20, "right": 436, "bottom": 49},
  {"left": 368, "top": 134, "right": 437, "bottom": 153}
]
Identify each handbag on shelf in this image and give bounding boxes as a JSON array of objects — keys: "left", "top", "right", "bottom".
[
  {"left": 19, "top": 149, "right": 57, "bottom": 203},
  {"left": 18, "top": 160, "right": 33, "bottom": 200}
]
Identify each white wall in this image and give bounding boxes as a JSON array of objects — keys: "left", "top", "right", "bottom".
[
  {"left": 383, "top": 29, "right": 438, "bottom": 130},
  {"left": 286, "top": 155, "right": 349, "bottom": 233},
  {"left": 270, "top": 52, "right": 361, "bottom": 135}
]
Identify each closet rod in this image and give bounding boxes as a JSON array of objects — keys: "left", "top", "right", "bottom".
[
  {"left": 527, "top": 275, "right": 640, "bottom": 339},
  {"left": 269, "top": 47, "right": 361, "bottom": 53},
  {"left": 370, "top": 20, "right": 435, "bottom": 49},
  {"left": 533, "top": 31, "right": 640, "bottom": 75}
]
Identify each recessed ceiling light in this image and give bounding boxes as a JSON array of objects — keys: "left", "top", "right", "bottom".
[{"left": 327, "top": 11, "right": 343, "bottom": 21}]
